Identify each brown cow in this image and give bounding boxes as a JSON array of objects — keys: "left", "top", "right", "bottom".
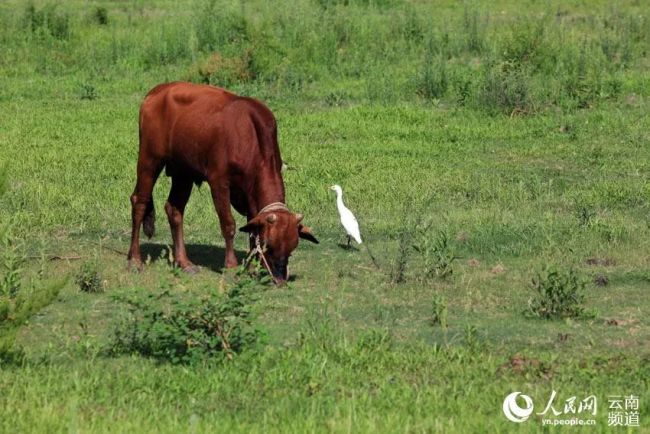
[{"left": 127, "top": 82, "right": 318, "bottom": 283}]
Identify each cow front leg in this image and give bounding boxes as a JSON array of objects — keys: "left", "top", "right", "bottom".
[
  {"left": 165, "top": 177, "right": 198, "bottom": 273},
  {"left": 128, "top": 160, "right": 162, "bottom": 270},
  {"left": 209, "top": 182, "right": 238, "bottom": 269}
]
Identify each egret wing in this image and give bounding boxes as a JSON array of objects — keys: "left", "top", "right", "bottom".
[{"left": 340, "top": 207, "right": 362, "bottom": 243}]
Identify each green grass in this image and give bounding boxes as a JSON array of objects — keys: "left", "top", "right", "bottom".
[{"left": 1, "top": 0, "right": 649, "bottom": 432}]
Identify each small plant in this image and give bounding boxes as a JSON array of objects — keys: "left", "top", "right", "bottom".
[
  {"left": 1, "top": 229, "right": 22, "bottom": 299},
  {"left": 476, "top": 61, "right": 533, "bottom": 115},
  {"left": 324, "top": 91, "right": 347, "bottom": 107},
  {"left": 430, "top": 294, "right": 448, "bottom": 329},
  {"left": 1, "top": 181, "right": 66, "bottom": 363},
  {"left": 1, "top": 166, "right": 19, "bottom": 300},
  {"left": 417, "top": 47, "right": 448, "bottom": 100},
  {"left": 79, "top": 84, "right": 98, "bottom": 100},
  {"left": 189, "top": 50, "right": 255, "bottom": 86},
  {"left": 75, "top": 261, "right": 103, "bottom": 293},
  {"left": 577, "top": 205, "right": 596, "bottom": 227},
  {"left": 109, "top": 269, "right": 264, "bottom": 363},
  {"left": 561, "top": 43, "right": 603, "bottom": 109},
  {"left": 462, "top": 7, "right": 486, "bottom": 54},
  {"left": 413, "top": 229, "right": 456, "bottom": 280},
  {"left": 526, "top": 266, "right": 595, "bottom": 320},
  {"left": 355, "top": 329, "right": 393, "bottom": 353},
  {"left": 452, "top": 75, "right": 473, "bottom": 106},
  {"left": 463, "top": 323, "right": 483, "bottom": 353},
  {"left": 23, "top": 3, "right": 71, "bottom": 40},
  {"left": 93, "top": 7, "right": 109, "bottom": 25},
  {"left": 0, "top": 163, "right": 7, "bottom": 196},
  {"left": 389, "top": 225, "right": 413, "bottom": 285}
]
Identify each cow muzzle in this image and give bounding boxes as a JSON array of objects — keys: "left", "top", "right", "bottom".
[{"left": 270, "top": 260, "right": 288, "bottom": 284}]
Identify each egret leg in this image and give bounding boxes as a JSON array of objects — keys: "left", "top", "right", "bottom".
[{"left": 347, "top": 235, "right": 351, "bottom": 247}]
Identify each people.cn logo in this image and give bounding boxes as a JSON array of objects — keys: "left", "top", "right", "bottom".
[{"left": 503, "top": 392, "right": 534, "bottom": 423}]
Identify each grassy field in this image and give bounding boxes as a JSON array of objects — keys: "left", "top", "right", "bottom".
[{"left": 1, "top": 0, "right": 649, "bottom": 432}]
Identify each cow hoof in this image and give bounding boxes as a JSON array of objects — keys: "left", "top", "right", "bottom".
[{"left": 182, "top": 264, "right": 201, "bottom": 274}]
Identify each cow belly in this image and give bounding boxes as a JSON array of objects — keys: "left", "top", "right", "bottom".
[{"left": 164, "top": 160, "right": 206, "bottom": 186}]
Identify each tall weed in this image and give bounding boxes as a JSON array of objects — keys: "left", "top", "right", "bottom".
[
  {"left": 476, "top": 61, "right": 534, "bottom": 115},
  {"left": 110, "top": 271, "right": 264, "bottom": 363},
  {"left": 417, "top": 38, "right": 448, "bottom": 100},
  {"left": 526, "top": 266, "right": 596, "bottom": 320}
]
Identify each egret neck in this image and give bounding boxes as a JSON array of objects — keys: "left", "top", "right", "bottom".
[{"left": 334, "top": 188, "right": 345, "bottom": 211}]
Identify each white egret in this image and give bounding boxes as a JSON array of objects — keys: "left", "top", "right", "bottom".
[
  {"left": 330, "top": 184, "right": 362, "bottom": 246},
  {"left": 329, "top": 184, "right": 379, "bottom": 268}
]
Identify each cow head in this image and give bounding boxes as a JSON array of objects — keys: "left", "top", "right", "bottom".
[{"left": 239, "top": 211, "right": 318, "bottom": 283}]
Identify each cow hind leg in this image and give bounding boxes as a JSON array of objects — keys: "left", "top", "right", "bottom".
[
  {"left": 164, "top": 177, "right": 198, "bottom": 273},
  {"left": 142, "top": 200, "right": 155, "bottom": 239},
  {"left": 128, "top": 161, "right": 163, "bottom": 270}
]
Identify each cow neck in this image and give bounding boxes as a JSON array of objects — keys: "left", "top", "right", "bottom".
[{"left": 252, "top": 168, "right": 285, "bottom": 216}]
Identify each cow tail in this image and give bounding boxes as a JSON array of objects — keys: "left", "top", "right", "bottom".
[{"left": 143, "top": 200, "right": 155, "bottom": 239}]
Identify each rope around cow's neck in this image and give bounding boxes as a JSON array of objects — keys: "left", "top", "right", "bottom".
[
  {"left": 242, "top": 202, "right": 288, "bottom": 285},
  {"left": 244, "top": 234, "right": 280, "bottom": 285}
]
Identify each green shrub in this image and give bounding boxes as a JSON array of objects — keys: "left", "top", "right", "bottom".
[
  {"left": 461, "top": 7, "right": 486, "bottom": 54},
  {"left": 1, "top": 278, "right": 65, "bottom": 363},
  {"left": 388, "top": 225, "right": 412, "bottom": 285},
  {"left": 189, "top": 51, "right": 255, "bottom": 86},
  {"left": 1, "top": 226, "right": 65, "bottom": 363},
  {"left": 316, "top": 0, "right": 400, "bottom": 9},
  {"left": 463, "top": 324, "right": 482, "bottom": 352},
  {"left": 430, "top": 294, "right": 448, "bottom": 329},
  {"left": 75, "top": 261, "right": 102, "bottom": 293},
  {"left": 355, "top": 328, "right": 392, "bottom": 353},
  {"left": 110, "top": 272, "right": 264, "bottom": 363},
  {"left": 0, "top": 164, "right": 7, "bottom": 196},
  {"left": 0, "top": 229, "right": 22, "bottom": 299},
  {"left": 142, "top": 23, "right": 192, "bottom": 68},
  {"left": 561, "top": 44, "right": 602, "bottom": 109},
  {"left": 417, "top": 45, "right": 448, "bottom": 100},
  {"left": 4, "top": 0, "right": 646, "bottom": 113},
  {"left": 526, "top": 266, "right": 595, "bottom": 320},
  {"left": 447, "top": 69, "right": 472, "bottom": 106},
  {"left": 413, "top": 229, "right": 456, "bottom": 280},
  {"left": 79, "top": 83, "right": 98, "bottom": 100},
  {"left": 23, "top": 3, "right": 71, "bottom": 40},
  {"left": 577, "top": 205, "right": 596, "bottom": 228},
  {"left": 193, "top": 1, "right": 250, "bottom": 53},
  {"left": 92, "top": 7, "right": 108, "bottom": 26},
  {"left": 499, "top": 18, "right": 550, "bottom": 71},
  {"left": 476, "top": 61, "right": 533, "bottom": 115}
]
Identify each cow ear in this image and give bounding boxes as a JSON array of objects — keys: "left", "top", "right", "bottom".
[
  {"left": 298, "top": 224, "right": 319, "bottom": 244},
  {"left": 239, "top": 216, "right": 263, "bottom": 233}
]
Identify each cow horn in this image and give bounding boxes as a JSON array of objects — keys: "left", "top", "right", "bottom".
[
  {"left": 295, "top": 213, "right": 303, "bottom": 223},
  {"left": 266, "top": 213, "right": 277, "bottom": 223}
]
